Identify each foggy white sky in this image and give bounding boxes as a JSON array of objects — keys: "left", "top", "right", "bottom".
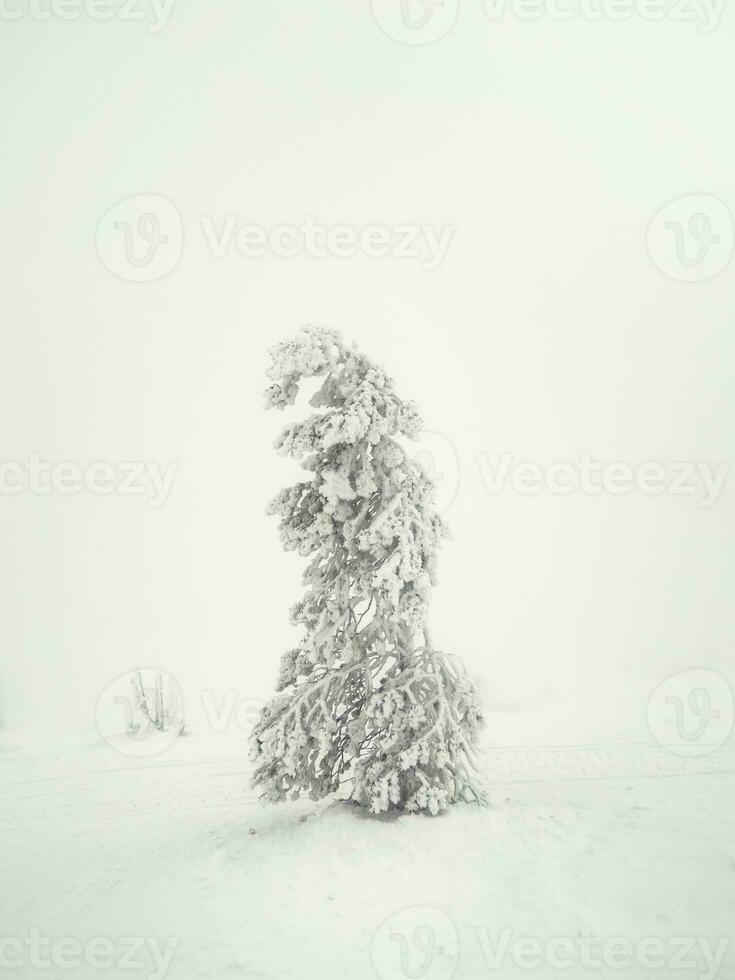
[{"left": 1, "top": 1, "right": 733, "bottom": 732}]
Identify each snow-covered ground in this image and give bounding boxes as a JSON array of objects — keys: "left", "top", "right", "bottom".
[{"left": 2, "top": 701, "right": 734, "bottom": 980}]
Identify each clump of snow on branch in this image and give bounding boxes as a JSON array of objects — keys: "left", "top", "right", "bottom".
[{"left": 251, "top": 327, "right": 486, "bottom": 815}]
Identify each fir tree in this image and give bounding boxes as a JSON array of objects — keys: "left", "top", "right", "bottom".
[{"left": 250, "top": 327, "right": 486, "bottom": 815}]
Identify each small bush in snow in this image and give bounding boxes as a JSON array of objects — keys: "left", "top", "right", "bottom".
[
  {"left": 130, "top": 669, "right": 185, "bottom": 737},
  {"left": 250, "top": 327, "right": 485, "bottom": 815}
]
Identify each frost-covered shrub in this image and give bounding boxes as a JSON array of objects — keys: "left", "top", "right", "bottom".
[
  {"left": 129, "top": 669, "right": 185, "bottom": 737},
  {"left": 250, "top": 327, "right": 486, "bottom": 815}
]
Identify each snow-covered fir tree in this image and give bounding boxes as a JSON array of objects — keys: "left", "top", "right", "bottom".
[{"left": 250, "top": 327, "right": 486, "bottom": 815}]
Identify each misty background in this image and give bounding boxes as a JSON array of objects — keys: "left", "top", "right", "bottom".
[{"left": 1, "top": 1, "right": 732, "bottom": 736}]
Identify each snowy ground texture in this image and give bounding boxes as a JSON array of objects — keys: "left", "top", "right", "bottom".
[{"left": 2, "top": 703, "right": 734, "bottom": 980}]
